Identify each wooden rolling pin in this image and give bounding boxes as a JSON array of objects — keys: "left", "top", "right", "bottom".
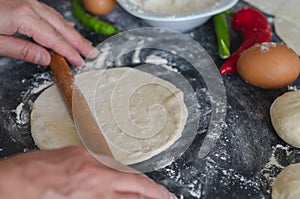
[{"left": 50, "top": 52, "right": 114, "bottom": 158}]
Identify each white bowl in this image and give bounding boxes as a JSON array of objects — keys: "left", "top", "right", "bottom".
[{"left": 117, "top": 0, "right": 239, "bottom": 32}]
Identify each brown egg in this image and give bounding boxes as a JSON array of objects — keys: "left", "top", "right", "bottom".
[
  {"left": 237, "top": 42, "right": 300, "bottom": 89},
  {"left": 82, "top": 0, "right": 116, "bottom": 16}
]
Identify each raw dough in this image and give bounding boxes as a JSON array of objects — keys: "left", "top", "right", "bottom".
[
  {"left": 275, "top": 18, "right": 300, "bottom": 55},
  {"left": 270, "top": 91, "right": 300, "bottom": 148},
  {"left": 272, "top": 163, "right": 300, "bottom": 199},
  {"left": 244, "top": 0, "right": 299, "bottom": 22},
  {"left": 243, "top": 0, "right": 284, "bottom": 15},
  {"left": 275, "top": 0, "right": 300, "bottom": 26},
  {"left": 244, "top": 0, "right": 300, "bottom": 55},
  {"left": 31, "top": 67, "right": 188, "bottom": 165}
]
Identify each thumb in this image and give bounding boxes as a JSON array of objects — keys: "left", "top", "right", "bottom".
[{"left": 0, "top": 35, "right": 51, "bottom": 66}]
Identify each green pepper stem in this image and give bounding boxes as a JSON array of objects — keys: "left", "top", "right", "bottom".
[
  {"left": 219, "top": 38, "right": 230, "bottom": 59},
  {"left": 213, "top": 11, "right": 231, "bottom": 59}
]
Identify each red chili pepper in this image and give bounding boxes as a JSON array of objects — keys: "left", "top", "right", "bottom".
[{"left": 219, "top": 7, "right": 272, "bottom": 74}]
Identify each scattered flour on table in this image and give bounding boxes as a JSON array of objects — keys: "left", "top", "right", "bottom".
[
  {"left": 260, "top": 144, "right": 294, "bottom": 194},
  {"left": 145, "top": 54, "right": 179, "bottom": 73},
  {"left": 14, "top": 71, "right": 53, "bottom": 127},
  {"left": 14, "top": 103, "right": 25, "bottom": 125},
  {"left": 288, "top": 85, "right": 298, "bottom": 91},
  {"left": 132, "top": 48, "right": 142, "bottom": 64},
  {"left": 163, "top": 162, "right": 203, "bottom": 198},
  {"left": 160, "top": 139, "right": 294, "bottom": 197},
  {"left": 0, "top": 56, "right": 54, "bottom": 148},
  {"left": 145, "top": 54, "right": 168, "bottom": 65}
]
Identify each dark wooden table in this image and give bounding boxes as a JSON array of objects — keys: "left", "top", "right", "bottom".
[{"left": 0, "top": 0, "right": 299, "bottom": 198}]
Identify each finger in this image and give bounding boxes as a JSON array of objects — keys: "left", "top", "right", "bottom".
[
  {"left": 112, "top": 192, "right": 153, "bottom": 199},
  {"left": 16, "top": 15, "right": 84, "bottom": 66},
  {"left": 0, "top": 35, "right": 50, "bottom": 66},
  {"left": 32, "top": 1, "right": 96, "bottom": 58},
  {"left": 113, "top": 173, "right": 176, "bottom": 199},
  {"left": 64, "top": 157, "right": 175, "bottom": 199},
  {"left": 90, "top": 153, "right": 140, "bottom": 173}
]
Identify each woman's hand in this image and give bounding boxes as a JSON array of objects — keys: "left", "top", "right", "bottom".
[
  {"left": 0, "top": 0, "right": 95, "bottom": 66},
  {"left": 0, "top": 146, "right": 176, "bottom": 199}
]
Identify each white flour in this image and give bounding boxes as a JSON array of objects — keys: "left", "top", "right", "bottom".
[
  {"left": 288, "top": 85, "right": 298, "bottom": 91},
  {"left": 14, "top": 71, "right": 53, "bottom": 128},
  {"left": 160, "top": 142, "right": 292, "bottom": 198},
  {"left": 130, "top": 0, "right": 219, "bottom": 15},
  {"left": 260, "top": 144, "right": 294, "bottom": 194},
  {"left": 15, "top": 102, "right": 25, "bottom": 125},
  {"left": 132, "top": 48, "right": 142, "bottom": 64},
  {"left": 144, "top": 54, "right": 179, "bottom": 73},
  {"left": 145, "top": 54, "right": 168, "bottom": 65}
]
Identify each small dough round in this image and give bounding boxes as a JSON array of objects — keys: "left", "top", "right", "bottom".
[
  {"left": 272, "top": 163, "right": 300, "bottom": 199},
  {"left": 244, "top": 0, "right": 285, "bottom": 15},
  {"left": 275, "top": 18, "right": 300, "bottom": 55},
  {"left": 270, "top": 90, "right": 300, "bottom": 148},
  {"left": 31, "top": 67, "right": 188, "bottom": 165}
]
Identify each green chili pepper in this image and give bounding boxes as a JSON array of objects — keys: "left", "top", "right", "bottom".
[
  {"left": 72, "top": 0, "right": 121, "bottom": 35},
  {"left": 224, "top": 10, "right": 235, "bottom": 16},
  {"left": 213, "top": 12, "right": 231, "bottom": 59}
]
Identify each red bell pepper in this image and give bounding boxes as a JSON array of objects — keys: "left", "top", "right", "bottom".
[{"left": 219, "top": 7, "right": 272, "bottom": 74}]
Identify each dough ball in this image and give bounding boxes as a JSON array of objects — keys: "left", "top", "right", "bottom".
[
  {"left": 270, "top": 90, "right": 300, "bottom": 147},
  {"left": 31, "top": 67, "right": 188, "bottom": 165},
  {"left": 272, "top": 163, "right": 300, "bottom": 199}
]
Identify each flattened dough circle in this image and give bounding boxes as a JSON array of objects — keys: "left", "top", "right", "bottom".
[{"left": 31, "top": 67, "right": 188, "bottom": 165}]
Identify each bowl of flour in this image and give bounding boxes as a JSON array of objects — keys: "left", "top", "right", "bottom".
[{"left": 117, "top": 0, "right": 238, "bottom": 32}]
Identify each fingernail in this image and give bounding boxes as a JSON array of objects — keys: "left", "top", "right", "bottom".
[
  {"left": 170, "top": 193, "right": 177, "bottom": 199},
  {"left": 160, "top": 186, "right": 172, "bottom": 199},
  {"left": 87, "top": 47, "right": 99, "bottom": 59},
  {"left": 74, "top": 57, "right": 85, "bottom": 67},
  {"left": 67, "top": 21, "right": 75, "bottom": 27},
  {"left": 79, "top": 58, "right": 85, "bottom": 67},
  {"left": 40, "top": 53, "right": 50, "bottom": 66}
]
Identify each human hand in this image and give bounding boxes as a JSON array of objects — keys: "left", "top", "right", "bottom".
[
  {"left": 0, "top": 146, "right": 176, "bottom": 199},
  {"left": 0, "top": 0, "right": 95, "bottom": 67}
]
